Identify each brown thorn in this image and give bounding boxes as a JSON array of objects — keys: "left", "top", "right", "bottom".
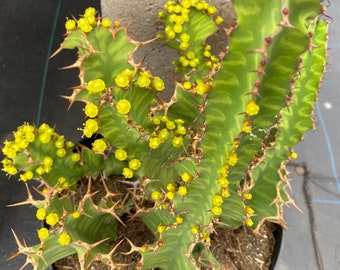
[
  {"left": 7, "top": 229, "right": 25, "bottom": 261},
  {"left": 122, "top": 237, "right": 142, "bottom": 255},
  {"left": 49, "top": 46, "right": 63, "bottom": 59},
  {"left": 6, "top": 183, "right": 42, "bottom": 207}
]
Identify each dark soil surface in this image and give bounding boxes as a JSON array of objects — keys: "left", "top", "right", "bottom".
[{"left": 54, "top": 176, "right": 280, "bottom": 270}]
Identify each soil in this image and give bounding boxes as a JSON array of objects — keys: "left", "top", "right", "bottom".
[{"left": 53, "top": 176, "right": 281, "bottom": 270}]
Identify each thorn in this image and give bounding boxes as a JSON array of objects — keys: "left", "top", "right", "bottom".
[
  {"left": 122, "top": 237, "right": 142, "bottom": 255},
  {"left": 6, "top": 183, "right": 42, "bottom": 207},
  {"left": 49, "top": 46, "right": 63, "bottom": 59},
  {"left": 89, "top": 239, "right": 127, "bottom": 268},
  {"left": 59, "top": 59, "right": 83, "bottom": 70},
  {"left": 7, "top": 229, "right": 25, "bottom": 261},
  {"left": 75, "top": 238, "right": 112, "bottom": 268}
]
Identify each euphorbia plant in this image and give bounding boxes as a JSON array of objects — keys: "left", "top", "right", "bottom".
[{"left": 2, "top": 0, "right": 328, "bottom": 269}]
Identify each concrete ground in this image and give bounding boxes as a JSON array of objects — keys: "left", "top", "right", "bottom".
[{"left": 0, "top": 0, "right": 339, "bottom": 269}]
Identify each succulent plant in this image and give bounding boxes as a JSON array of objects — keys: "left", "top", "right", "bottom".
[{"left": 2, "top": 0, "right": 328, "bottom": 269}]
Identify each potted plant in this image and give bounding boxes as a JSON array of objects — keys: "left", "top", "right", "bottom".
[{"left": 2, "top": 0, "right": 328, "bottom": 269}]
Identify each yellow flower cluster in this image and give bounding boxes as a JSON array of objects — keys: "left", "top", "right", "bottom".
[
  {"left": 160, "top": 0, "right": 222, "bottom": 79},
  {"left": 114, "top": 148, "right": 141, "bottom": 179},
  {"left": 149, "top": 116, "right": 187, "bottom": 149},
  {"left": 150, "top": 173, "right": 193, "bottom": 213},
  {"left": 161, "top": 0, "right": 218, "bottom": 40},
  {"left": 165, "top": 183, "right": 188, "bottom": 200},
  {"left": 65, "top": 7, "right": 112, "bottom": 34},
  {"left": 1, "top": 123, "right": 76, "bottom": 181},
  {"left": 115, "top": 69, "right": 134, "bottom": 88},
  {"left": 65, "top": 7, "right": 97, "bottom": 33},
  {"left": 137, "top": 71, "right": 165, "bottom": 92},
  {"left": 36, "top": 204, "right": 76, "bottom": 245},
  {"left": 2, "top": 123, "right": 35, "bottom": 160},
  {"left": 210, "top": 159, "right": 232, "bottom": 217}
]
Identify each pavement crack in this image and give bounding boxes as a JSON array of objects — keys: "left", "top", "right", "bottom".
[{"left": 291, "top": 162, "right": 324, "bottom": 270}]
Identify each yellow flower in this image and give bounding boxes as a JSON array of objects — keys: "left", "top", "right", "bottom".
[
  {"left": 217, "top": 177, "right": 229, "bottom": 188},
  {"left": 35, "top": 166, "right": 45, "bottom": 175},
  {"left": 149, "top": 137, "right": 161, "bottom": 149},
  {"left": 86, "top": 79, "right": 106, "bottom": 94},
  {"left": 92, "top": 138, "right": 107, "bottom": 153},
  {"left": 83, "top": 119, "right": 99, "bottom": 137},
  {"left": 151, "top": 190, "right": 163, "bottom": 201},
  {"left": 157, "top": 225, "right": 167, "bottom": 233},
  {"left": 77, "top": 17, "right": 92, "bottom": 33},
  {"left": 212, "top": 194, "right": 223, "bottom": 206},
  {"left": 176, "top": 216, "right": 184, "bottom": 224},
  {"left": 115, "top": 73, "right": 130, "bottom": 88},
  {"left": 246, "top": 217, "right": 254, "bottom": 227},
  {"left": 191, "top": 225, "right": 199, "bottom": 235},
  {"left": 172, "top": 136, "right": 183, "bottom": 148},
  {"left": 84, "top": 103, "right": 99, "bottom": 118},
  {"left": 166, "top": 183, "right": 176, "bottom": 192},
  {"left": 242, "top": 193, "right": 253, "bottom": 200},
  {"left": 115, "top": 148, "right": 127, "bottom": 161},
  {"left": 129, "top": 159, "right": 141, "bottom": 170},
  {"left": 43, "top": 156, "right": 53, "bottom": 168},
  {"left": 65, "top": 19, "right": 76, "bottom": 31},
  {"left": 201, "top": 231, "right": 211, "bottom": 242},
  {"left": 211, "top": 205, "right": 222, "bottom": 216},
  {"left": 158, "top": 128, "right": 170, "bottom": 142},
  {"left": 116, "top": 99, "right": 131, "bottom": 115},
  {"left": 137, "top": 74, "right": 151, "bottom": 88},
  {"left": 245, "top": 100, "right": 260, "bottom": 116},
  {"left": 122, "top": 167, "right": 133, "bottom": 179},
  {"left": 102, "top": 18, "right": 112, "bottom": 27},
  {"left": 45, "top": 213, "right": 59, "bottom": 226},
  {"left": 289, "top": 151, "right": 298, "bottom": 159},
  {"left": 242, "top": 119, "right": 252, "bottom": 133},
  {"left": 58, "top": 233, "right": 71, "bottom": 246},
  {"left": 244, "top": 205, "right": 255, "bottom": 215},
  {"left": 183, "top": 81, "right": 192, "bottom": 90},
  {"left": 72, "top": 211, "right": 80, "bottom": 219},
  {"left": 232, "top": 139, "right": 239, "bottom": 149},
  {"left": 166, "top": 191, "right": 176, "bottom": 200},
  {"left": 36, "top": 208, "right": 46, "bottom": 220},
  {"left": 215, "top": 16, "right": 224, "bottom": 25},
  {"left": 114, "top": 20, "right": 121, "bottom": 28},
  {"left": 141, "top": 245, "right": 148, "bottom": 252},
  {"left": 84, "top": 7, "right": 96, "bottom": 17},
  {"left": 56, "top": 148, "right": 66, "bottom": 158},
  {"left": 152, "top": 76, "right": 165, "bottom": 91},
  {"left": 19, "top": 171, "right": 33, "bottom": 182},
  {"left": 181, "top": 172, "right": 193, "bottom": 182},
  {"left": 221, "top": 188, "right": 230, "bottom": 198},
  {"left": 71, "top": 153, "right": 81, "bottom": 162},
  {"left": 228, "top": 151, "right": 238, "bottom": 166},
  {"left": 178, "top": 186, "right": 187, "bottom": 196},
  {"left": 37, "top": 228, "right": 50, "bottom": 240}
]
